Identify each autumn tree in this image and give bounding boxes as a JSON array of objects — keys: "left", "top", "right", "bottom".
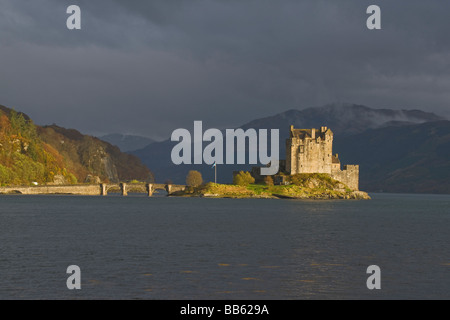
[
  {"left": 186, "top": 170, "right": 203, "bottom": 187},
  {"left": 264, "top": 175, "right": 274, "bottom": 186}
]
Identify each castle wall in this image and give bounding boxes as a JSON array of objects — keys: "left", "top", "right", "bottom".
[
  {"left": 287, "top": 129, "right": 333, "bottom": 175},
  {"left": 296, "top": 134, "right": 332, "bottom": 174},
  {"left": 286, "top": 138, "right": 294, "bottom": 174},
  {"left": 331, "top": 165, "right": 359, "bottom": 191}
]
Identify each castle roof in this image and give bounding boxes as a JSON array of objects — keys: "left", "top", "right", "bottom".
[{"left": 332, "top": 154, "right": 340, "bottom": 164}]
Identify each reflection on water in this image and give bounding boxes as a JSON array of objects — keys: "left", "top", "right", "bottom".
[{"left": 0, "top": 193, "right": 449, "bottom": 299}]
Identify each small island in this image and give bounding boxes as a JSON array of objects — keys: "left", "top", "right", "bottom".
[{"left": 171, "top": 173, "right": 370, "bottom": 200}]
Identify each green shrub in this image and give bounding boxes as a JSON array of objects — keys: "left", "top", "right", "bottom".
[
  {"left": 0, "top": 164, "right": 13, "bottom": 185},
  {"left": 233, "top": 171, "right": 255, "bottom": 186},
  {"left": 67, "top": 173, "right": 78, "bottom": 184}
]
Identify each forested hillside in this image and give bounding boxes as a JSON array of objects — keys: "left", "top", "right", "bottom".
[
  {"left": 0, "top": 109, "right": 73, "bottom": 185},
  {"left": 0, "top": 106, "right": 154, "bottom": 186}
]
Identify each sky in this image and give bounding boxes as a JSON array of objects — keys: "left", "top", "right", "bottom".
[{"left": 0, "top": 0, "right": 449, "bottom": 140}]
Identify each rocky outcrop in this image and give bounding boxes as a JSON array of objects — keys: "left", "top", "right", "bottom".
[
  {"left": 50, "top": 174, "right": 67, "bottom": 185},
  {"left": 84, "top": 174, "right": 101, "bottom": 184}
]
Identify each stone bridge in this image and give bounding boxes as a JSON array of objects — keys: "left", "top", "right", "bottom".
[
  {"left": 101, "top": 183, "right": 186, "bottom": 196},
  {"left": 0, "top": 183, "right": 186, "bottom": 197}
]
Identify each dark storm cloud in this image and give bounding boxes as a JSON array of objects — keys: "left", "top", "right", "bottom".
[{"left": 0, "top": 0, "right": 449, "bottom": 140}]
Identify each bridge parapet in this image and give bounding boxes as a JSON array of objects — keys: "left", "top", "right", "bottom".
[{"left": 0, "top": 183, "right": 187, "bottom": 197}]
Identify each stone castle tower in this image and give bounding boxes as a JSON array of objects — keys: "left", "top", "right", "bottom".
[{"left": 286, "top": 125, "right": 359, "bottom": 190}]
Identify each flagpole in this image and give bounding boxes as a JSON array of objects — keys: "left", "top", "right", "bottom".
[{"left": 212, "top": 162, "right": 217, "bottom": 184}]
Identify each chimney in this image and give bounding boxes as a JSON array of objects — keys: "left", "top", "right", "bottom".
[
  {"left": 311, "top": 128, "right": 315, "bottom": 139},
  {"left": 321, "top": 126, "right": 327, "bottom": 133},
  {"left": 290, "top": 125, "right": 294, "bottom": 131}
]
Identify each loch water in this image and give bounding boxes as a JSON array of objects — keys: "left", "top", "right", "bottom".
[{"left": 0, "top": 193, "right": 449, "bottom": 299}]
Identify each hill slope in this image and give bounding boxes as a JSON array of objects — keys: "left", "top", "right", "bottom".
[
  {"left": 334, "top": 120, "right": 450, "bottom": 194},
  {"left": 38, "top": 125, "right": 154, "bottom": 183}
]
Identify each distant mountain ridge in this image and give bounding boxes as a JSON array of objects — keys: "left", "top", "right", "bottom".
[
  {"left": 100, "top": 133, "right": 156, "bottom": 152},
  {"left": 242, "top": 103, "right": 445, "bottom": 137},
  {"left": 131, "top": 103, "right": 449, "bottom": 194}
]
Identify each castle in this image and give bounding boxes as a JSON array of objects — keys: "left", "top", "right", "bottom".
[
  {"left": 250, "top": 125, "right": 359, "bottom": 190},
  {"left": 285, "top": 125, "right": 359, "bottom": 190}
]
